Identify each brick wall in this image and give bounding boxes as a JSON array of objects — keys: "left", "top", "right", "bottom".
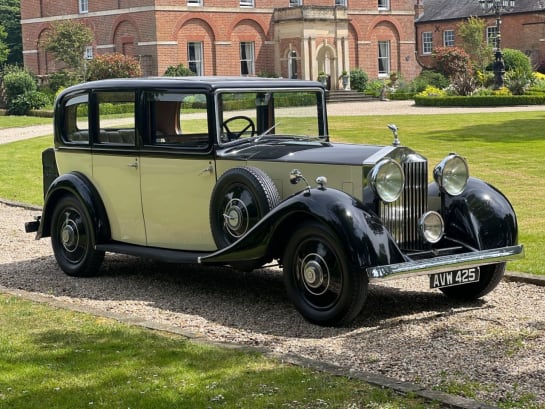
[
  {"left": 416, "top": 11, "right": 545, "bottom": 70},
  {"left": 21, "top": 0, "right": 420, "bottom": 81}
]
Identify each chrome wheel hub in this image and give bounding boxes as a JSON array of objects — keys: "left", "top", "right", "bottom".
[
  {"left": 301, "top": 254, "right": 329, "bottom": 296},
  {"left": 61, "top": 216, "right": 79, "bottom": 253},
  {"left": 223, "top": 198, "right": 249, "bottom": 238}
]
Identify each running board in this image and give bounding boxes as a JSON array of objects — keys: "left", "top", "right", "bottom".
[{"left": 95, "top": 243, "right": 211, "bottom": 264}]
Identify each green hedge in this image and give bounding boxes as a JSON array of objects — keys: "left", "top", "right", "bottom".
[{"left": 414, "top": 95, "right": 545, "bottom": 107}]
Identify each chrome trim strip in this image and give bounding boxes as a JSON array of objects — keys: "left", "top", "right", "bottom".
[{"left": 367, "top": 245, "right": 524, "bottom": 281}]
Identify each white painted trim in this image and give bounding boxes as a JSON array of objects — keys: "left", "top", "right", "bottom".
[{"left": 138, "top": 41, "right": 178, "bottom": 46}]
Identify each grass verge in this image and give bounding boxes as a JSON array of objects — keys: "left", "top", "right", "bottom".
[{"left": 0, "top": 293, "right": 438, "bottom": 409}]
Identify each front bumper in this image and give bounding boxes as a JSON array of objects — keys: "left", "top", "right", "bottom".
[{"left": 367, "top": 245, "right": 524, "bottom": 281}]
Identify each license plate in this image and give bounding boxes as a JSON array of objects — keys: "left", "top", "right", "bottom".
[{"left": 429, "top": 267, "right": 480, "bottom": 289}]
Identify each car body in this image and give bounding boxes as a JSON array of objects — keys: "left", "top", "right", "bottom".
[{"left": 26, "top": 77, "right": 524, "bottom": 326}]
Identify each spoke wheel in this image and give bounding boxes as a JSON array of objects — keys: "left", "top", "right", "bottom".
[
  {"left": 50, "top": 195, "right": 104, "bottom": 277},
  {"left": 440, "top": 263, "right": 505, "bottom": 300},
  {"left": 283, "top": 221, "right": 367, "bottom": 326},
  {"left": 210, "top": 167, "right": 280, "bottom": 249}
]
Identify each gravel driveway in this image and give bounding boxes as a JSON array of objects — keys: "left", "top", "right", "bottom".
[{"left": 1, "top": 201, "right": 544, "bottom": 407}]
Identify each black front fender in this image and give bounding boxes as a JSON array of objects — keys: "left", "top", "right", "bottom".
[
  {"left": 200, "top": 187, "right": 405, "bottom": 269},
  {"left": 433, "top": 177, "right": 518, "bottom": 250},
  {"left": 38, "top": 172, "right": 110, "bottom": 242}
]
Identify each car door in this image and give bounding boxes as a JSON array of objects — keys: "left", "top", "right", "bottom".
[
  {"left": 139, "top": 91, "right": 217, "bottom": 251},
  {"left": 91, "top": 90, "right": 147, "bottom": 246}
]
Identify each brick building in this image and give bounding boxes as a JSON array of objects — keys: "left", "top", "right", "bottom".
[
  {"left": 20, "top": 0, "right": 421, "bottom": 89},
  {"left": 415, "top": 0, "right": 545, "bottom": 70}
]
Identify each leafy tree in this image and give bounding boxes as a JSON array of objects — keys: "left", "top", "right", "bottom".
[
  {"left": 432, "top": 46, "right": 472, "bottom": 79},
  {"left": 0, "top": 0, "right": 22, "bottom": 66},
  {"left": 457, "top": 16, "right": 493, "bottom": 72},
  {"left": 87, "top": 53, "right": 142, "bottom": 80},
  {"left": 42, "top": 20, "right": 94, "bottom": 76},
  {"left": 0, "top": 24, "right": 8, "bottom": 66}
]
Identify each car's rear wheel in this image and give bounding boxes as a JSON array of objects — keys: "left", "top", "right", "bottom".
[
  {"left": 50, "top": 194, "right": 104, "bottom": 277},
  {"left": 283, "top": 221, "right": 368, "bottom": 326},
  {"left": 210, "top": 166, "right": 280, "bottom": 249},
  {"left": 439, "top": 263, "right": 505, "bottom": 300}
]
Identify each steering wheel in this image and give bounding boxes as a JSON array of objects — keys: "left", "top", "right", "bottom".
[{"left": 222, "top": 116, "right": 256, "bottom": 141}]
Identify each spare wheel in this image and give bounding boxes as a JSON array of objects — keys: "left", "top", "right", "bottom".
[{"left": 210, "top": 166, "right": 280, "bottom": 249}]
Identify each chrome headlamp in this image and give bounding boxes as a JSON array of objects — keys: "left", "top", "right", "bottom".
[
  {"left": 433, "top": 154, "right": 469, "bottom": 196},
  {"left": 369, "top": 159, "right": 404, "bottom": 203},
  {"left": 419, "top": 211, "right": 444, "bottom": 244}
]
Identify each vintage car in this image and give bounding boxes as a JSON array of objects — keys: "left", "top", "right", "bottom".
[{"left": 26, "top": 77, "right": 523, "bottom": 326}]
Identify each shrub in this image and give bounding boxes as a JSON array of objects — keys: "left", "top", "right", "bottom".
[
  {"left": 505, "top": 67, "right": 532, "bottom": 95},
  {"left": 364, "top": 79, "right": 387, "bottom": 97},
  {"left": 432, "top": 47, "right": 473, "bottom": 79},
  {"left": 8, "top": 90, "right": 50, "bottom": 115},
  {"left": 48, "top": 70, "right": 79, "bottom": 93},
  {"left": 163, "top": 63, "right": 195, "bottom": 77},
  {"left": 410, "top": 70, "right": 449, "bottom": 92},
  {"left": 86, "top": 53, "right": 142, "bottom": 81},
  {"left": 2, "top": 66, "right": 37, "bottom": 102},
  {"left": 450, "top": 72, "right": 478, "bottom": 96},
  {"left": 417, "top": 85, "right": 447, "bottom": 97},
  {"left": 349, "top": 68, "right": 368, "bottom": 92},
  {"left": 501, "top": 48, "right": 532, "bottom": 75}
]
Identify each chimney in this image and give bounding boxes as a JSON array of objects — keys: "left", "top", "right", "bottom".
[{"left": 414, "top": 0, "right": 424, "bottom": 19}]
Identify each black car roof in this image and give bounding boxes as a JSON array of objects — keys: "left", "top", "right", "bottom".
[{"left": 58, "top": 76, "right": 324, "bottom": 96}]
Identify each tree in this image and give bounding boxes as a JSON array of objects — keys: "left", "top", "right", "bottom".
[
  {"left": 432, "top": 47, "right": 473, "bottom": 79},
  {"left": 457, "top": 16, "right": 493, "bottom": 72},
  {"left": 42, "top": 20, "right": 94, "bottom": 77},
  {"left": 0, "top": 24, "right": 8, "bottom": 66},
  {"left": 87, "top": 53, "right": 142, "bottom": 80},
  {"left": 0, "top": 0, "right": 22, "bottom": 66}
]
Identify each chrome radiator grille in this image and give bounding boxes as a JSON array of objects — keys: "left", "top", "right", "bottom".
[{"left": 379, "top": 160, "right": 428, "bottom": 250}]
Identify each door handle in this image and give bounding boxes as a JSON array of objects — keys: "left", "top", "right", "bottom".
[
  {"left": 128, "top": 160, "right": 139, "bottom": 168},
  {"left": 199, "top": 164, "right": 214, "bottom": 175}
]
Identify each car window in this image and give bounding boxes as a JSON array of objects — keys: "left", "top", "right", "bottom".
[
  {"left": 96, "top": 91, "right": 136, "bottom": 146},
  {"left": 62, "top": 93, "right": 89, "bottom": 144},
  {"left": 145, "top": 92, "right": 209, "bottom": 150},
  {"left": 217, "top": 90, "right": 324, "bottom": 144}
]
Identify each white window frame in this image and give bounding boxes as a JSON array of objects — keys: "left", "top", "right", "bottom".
[
  {"left": 187, "top": 0, "right": 202, "bottom": 6},
  {"left": 240, "top": 0, "right": 254, "bottom": 6},
  {"left": 378, "top": 0, "right": 389, "bottom": 10},
  {"left": 422, "top": 32, "right": 433, "bottom": 55},
  {"left": 79, "top": 0, "right": 88, "bottom": 13},
  {"left": 188, "top": 42, "right": 203, "bottom": 76},
  {"left": 289, "top": 0, "right": 302, "bottom": 6},
  {"left": 84, "top": 46, "right": 93, "bottom": 60},
  {"left": 443, "top": 30, "right": 455, "bottom": 47},
  {"left": 240, "top": 42, "right": 255, "bottom": 76},
  {"left": 487, "top": 26, "right": 498, "bottom": 48},
  {"left": 288, "top": 50, "right": 298, "bottom": 79},
  {"left": 378, "top": 41, "right": 390, "bottom": 77},
  {"left": 335, "top": 0, "right": 347, "bottom": 6}
]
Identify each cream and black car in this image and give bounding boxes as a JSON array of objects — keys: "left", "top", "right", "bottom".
[{"left": 26, "top": 77, "right": 523, "bottom": 326}]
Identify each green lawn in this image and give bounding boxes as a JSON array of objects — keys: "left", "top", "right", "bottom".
[
  {"left": 0, "top": 294, "right": 438, "bottom": 409},
  {"left": 0, "top": 115, "right": 52, "bottom": 128},
  {"left": 0, "top": 111, "right": 542, "bottom": 275}
]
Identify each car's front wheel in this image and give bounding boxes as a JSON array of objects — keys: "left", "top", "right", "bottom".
[
  {"left": 439, "top": 263, "right": 505, "bottom": 300},
  {"left": 283, "top": 221, "right": 368, "bottom": 326},
  {"left": 50, "top": 195, "right": 104, "bottom": 277}
]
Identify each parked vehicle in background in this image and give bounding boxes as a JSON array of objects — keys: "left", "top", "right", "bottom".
[{"left": 26, "top": 77, "right": 523, "bottom": 326}]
